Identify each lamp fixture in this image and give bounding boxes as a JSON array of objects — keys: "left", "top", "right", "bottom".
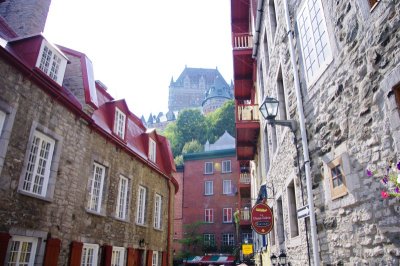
[
  {"left": 278, "top": 250, "right": 287, "bottom": 265},
  {"left": 270, "top": 253, "right": 277, "bottom": 265},
  {"left": 139, "top": 238, "right": 145, "bottom": 248},
  {"left": 259, "top": 97, "right": 297, "bottom": 132}
]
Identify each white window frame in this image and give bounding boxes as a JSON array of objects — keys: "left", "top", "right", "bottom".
[
  {"left": 149, "top": 138, "right": 156, "bottom": 163},
  {"left": 21, "top": 130, "right": 55, "bottom": 197},
  {"left": 136, "top": 186, "right": 147, "bottom": 225},
  {"left": 7, "top": 235, "right": 38, "bottom": 266},
  {"left": 154, "top": 194, "right": 162, "bottom": 230},
  {"left": 114, "top": 108, "right": 126, "bottom": 139},
  {"left": 81, "top": 243, "right": 99, "bottom": 266},
  {"left": 287, "top": 180, "right": 299, "bottom": 238},
  {"left": 204, "top": 208, "right": 214, "bottom": 223},
  {"left": 204, "top": 234, "right": 215, "bottom": 246},
  {"left": 204, "top": 162, "right": 213, "bottom": 174},
  {"left": 152, "top": 251, "right": 159, "bottom": 266},
  {"left": 116, "top": 175, "right": 129, "bottom": 220},
  {"left": 223, "top": 180, "right": 232, "bottom": 195},
  {"left": 223, "top": 208, "right": 233, "bottom": 223},
  {"left": 204, "top": 180, "right": 213, "bottom": 195},
  {"left": 0, "top": 110, "right": 5, "bottom": 136},
  {"left": 87, "top": 162, "right": 106, "bottom": 213},
  {"left": 35, "top": 39, "right": 67, "bottom": 85},
  {"left": 111, "top": 246, "right": 125, "bottom": 266},
  {"left": 297, "top": 0, "right": 332, "bottom": 86},
  {"left": 222, "top": 233, "right": 235, "bottom": 246},
  {"left": 222, "top": 160, "right": 231, "bottom": 173}
]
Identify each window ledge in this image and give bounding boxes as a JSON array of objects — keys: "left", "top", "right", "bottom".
[
  {"left": 18, "top": 190, "right": 53, "bottom": 202},
  {"left": 136, "top": 223, "right": 148, "bottom": 228},
  {"left": 153, "top": 227, "right": 163, "bottom": 232},
  {"left": 85, "top": 209, "right": 106, "bottom": 217},
  {"left": 114, "top": 217, "right": 130, "bottom": 223},
  {"left": 370, "top": 1, "right": 381, "bottom": 12}
]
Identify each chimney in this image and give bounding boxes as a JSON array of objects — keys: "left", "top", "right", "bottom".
[{"left": 0, "top": 0, "right": 51, "bottom": 37}]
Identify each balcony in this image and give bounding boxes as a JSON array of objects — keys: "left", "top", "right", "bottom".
[
  {"left": 236, "top": 103, "right": 260, "bottom": 160},
  {"left": 232, "top": 33, "right": 253, "bottom": 50},
  {"left": 232, "top": 33, "right": 254, "bottom": 100},
  {"left": 239, "top": 207, "right": 251, "bottom": 226}
]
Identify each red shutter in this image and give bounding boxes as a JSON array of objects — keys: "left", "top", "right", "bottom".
[
  {"left": 162, "top": 251, "right": 168, "bottom": 266},
  {"left": 0, "top": 233, "right": 11, "bottom": 265},
  {"left": 146, "top": 250, "right": 153, "bottom": 266},
  {"left": 126, "top": 248, "right": 134, "bottom": 266},
  {"left": 44, "top": 238, "right": 61, "bottom": 266},
  {"left": 102, "top": 245, "right": 112, "bottom": 266},
  {"left": 69, "top": 241, "right": 83, "bottom": 266}
]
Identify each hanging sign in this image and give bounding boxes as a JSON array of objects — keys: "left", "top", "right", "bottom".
[{"left": 251, "top": 203, "right": 273, "bottom": 235}]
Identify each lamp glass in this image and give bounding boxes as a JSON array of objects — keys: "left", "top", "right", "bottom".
[
  {"left": 278, "top": 252, "right": 287, "bottom": 264},
  {"left": 270, "top": 254, "right": 277, "bottom": 264},
  {"left": 260, "top": 97, "right": 279, "bottom": 119}
]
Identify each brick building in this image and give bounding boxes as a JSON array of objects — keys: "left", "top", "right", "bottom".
[
  {"left": 0, "top": 0, "right": 178, "bottom": 265},
  {"left": 231, "top": 0, "right": 400, "bottom": 265},
  {"left": 179, "top": 132, "right": 239, "bottom": 265}
]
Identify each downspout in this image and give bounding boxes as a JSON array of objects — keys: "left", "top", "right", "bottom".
[
  {"left": 282, "top": 0, "right": 320, "bottom": 265},
  {"left": 252, "top": 0, "right": 265, "bottom": 58},
  {"left": 166, "top": 179, "right": 173, "bottom": 266}
]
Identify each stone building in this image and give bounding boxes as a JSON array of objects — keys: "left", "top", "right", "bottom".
[
  {"left": 0, "top": 0, "right": 178, "bottom": 265},
  {"left": 202, "top": 75, "right": 234, "bottom": 115},
  {"left": 179, "top": 132, "right": 238, "bottom": 265},
  {"left": 231, "top": 0, "right": 400, "bottom": 265}
]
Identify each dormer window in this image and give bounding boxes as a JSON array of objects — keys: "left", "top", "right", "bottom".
[
  {"left": 149, "top": 138, "right": 156, "bottom": 163},
  {"left": 35, "top": 39, "right": 67, "bottom": 86},
  {"left": 114, "top": 108, "right": 126, "bottom": 139}
]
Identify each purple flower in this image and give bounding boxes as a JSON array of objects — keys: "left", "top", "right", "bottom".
[
  {"left": 381, "top": 177, "right": 388, "bottom": 185},
  {"left": 366, "top": 169, "right": 373, "bottom": 177},
  {"left": 397, "top": 161, "right": 400, "bottom": 170},
  {"left": 395, "top": 187, "right": 400, "bottom": 194}
]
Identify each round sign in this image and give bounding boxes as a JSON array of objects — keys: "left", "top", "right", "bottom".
[{"left": 251, "top": 203, "right": 274, "bottom": 235}]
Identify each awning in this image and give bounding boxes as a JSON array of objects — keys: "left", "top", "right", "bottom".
[{"left": 184, "top": 255, "right": 236, "bottom": 264}]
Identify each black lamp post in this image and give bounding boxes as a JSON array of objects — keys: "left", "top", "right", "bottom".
[
  {"left": 259, "top": 97, "right": 297, "bottom": 132},
  {"left": 278, "top": 251, "right": 287, "bottom": 265},
  {"left": 270, "top": 253, "right": 277, "bottom": 265}
]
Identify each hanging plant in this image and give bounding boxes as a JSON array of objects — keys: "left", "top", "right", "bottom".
[{"left": 367, "top": 161, "right": 400, "bottom": 198}]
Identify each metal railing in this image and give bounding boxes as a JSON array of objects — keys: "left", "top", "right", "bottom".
[
  {"left": 240, "top": 208, "right": 251, "bottom": 221},
  {"left": 232, "top": 33, "right": 253, "bottom": 49},
  {"left": 239, "top": 173, "right": 251, "bottom": 184}
]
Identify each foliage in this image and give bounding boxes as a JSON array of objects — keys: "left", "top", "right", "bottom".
[
  {"left": 219, "top": 245, "right": 235, "bottom": 254},
  {"left": 205, "top": 100, "right": 235, "bottom": 143},
  {"left": 176, "top": 109, "right": 208, "bottom": 152},
  {"left": 178, "top": 221, "right": 205, "bottom": 259},
  {"left": 182, "top": 139, "right": 203, "bottom": 154},
  {"left": 174, "top": 155, "right": 183, "bottom": 166},
  {"left": 162, "top": 122, "right": 180, "bottom": 156},
  {"left": 366, "top": 160, "right": 400, "bottom": 198}
]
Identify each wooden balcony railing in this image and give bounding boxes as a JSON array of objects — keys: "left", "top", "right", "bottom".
[
  {"left": 232, "top": 33, "right": 253, "bottom": 50},
  {"left": 239, "top": 173, "right": 251, "bottom": 184},
  {"left": 240, "top": 207, "right": 251, "bottom": 221},
  {"left": 237, "top": 104, "right": 259, "bottom": 122}
]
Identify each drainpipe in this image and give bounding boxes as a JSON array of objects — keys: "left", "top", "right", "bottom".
[
  {"left": 283, "top": 0, "right": 320, "bottom": 265},
  {"left": 252, "top": 0, "right": 265, "bottom": 58},
  {"left": 167, "top": 180, "right": 173, "bottom": 266}
]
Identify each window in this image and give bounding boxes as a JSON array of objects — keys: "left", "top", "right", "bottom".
[
  {"left": 116, "top": 175, "right": 129, "bottom": 220},
  {"left": 268, "top": 0, "right": 278, "bottom": 40},
  {"left": 276, "top": 197, "right": 285, "bottom": 244},
  {"left": 203, "top": 234, "right": 215, "bottom": 246},
  {"left": 270, "top": 207, "right": 276, "bottom": 246},
  {"left": 263, "top": 32, "right": 270, "bottom": 75},
  {"left": 152, "top": 251, "right": 160, "bottom": 266},
  {"left": 393, "top": 83, "right": 400, "bottom": 114},
  {"left": 328, "top": 157, "right": 348, "bottom": 199},
  {"left": 114, "top": 108, "right": 126, "bottom": 139},
  {"left": 242, "top": 232, "right": 253, "bottom": 244},
  {"left": 287, "top": 181, "right": 299, "bottom": 238},
  {"left": 0, "top": 110, "right": 5, "bottom": 136},
  {"left": 81, "top": 243, "right": 99, "bottom": 266},
  {"left": 223, "top": 208, "right": 233, "bottom": 223},
  {"left": 87, "top": 163, "right": 105, "bottom": 213},
  {"left": 21, "top": 130, "right": 55, "bottom": 197},
  {"left": 137, "top": 186, "right": 147, "bottom": 225},
  {"left": 204, "top": 181, "right": 213, "bottom": 195},
  {"left": 222, "top": 233, "right": 235, "bottom": 246},
  {"left": 154, "top": 194, "right": 162, "bottom": 229},
  {"left": 7, "top": 236, "right": 38, "bottom": 266},
  {"left": 205, "top": 209, "right": 214, "bottom": 223},
  {"left": 276, "top": 67, "right": 287, "bottom": 120},
  {"left": 297, "top": 0, "right": 332, "bottom": 85},
  {"left": 149, "top": 138, "right": 156, "bottom": 163},
  {"left": 369, "top": 0, "right": 380, "bottom": 9},
  {"left": 222, "top": 160, "right": 231, "bottom": 173},
  {"left": 111, "top": 247, "right": 125, "bottom": 266},
  {"left": 223, "top": 180, "right": 232, "bottom": 195},
  {"left": 35, "top": 39, "right": 67, "bottom": 85},
  {"left": 204, "top": 162, "right": 213, "bottom": 174}
]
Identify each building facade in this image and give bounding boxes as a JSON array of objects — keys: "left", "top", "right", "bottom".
[
  {"left": 231, "top": 0, "right": 400, "bottom": 265},
  {"left": 179, "top": 132, "right": 239, "bottom": 265},
  {"left": 0, "top": 1, "right": 178, "bottom": 265}
]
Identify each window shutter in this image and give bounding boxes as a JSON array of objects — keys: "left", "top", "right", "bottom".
[
  {"left": 0, "top": 232, "right": 11, "bottom": 265},
  {"left": 102, "top": 245, "right": 112, "bottom": 266},
  {"left": 44, "top": 238, "right": 61, "bottom": 266},
  {"left": 126, "top": 247, "right": 136, "bottom": 266},
  {"left": 162, "top": 251, "right": 168, "bottom": 266},
  {"left": 69, "top": 241, "right": 83, "bottom": 266},
  {"left": 146, "top": 250, "right": 153, "bottom": 266}
]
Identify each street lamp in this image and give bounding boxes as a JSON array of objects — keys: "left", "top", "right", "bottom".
[
  {"left": 270, "top": 253, "right": 277, "bottom": 265},
  {"left": 278, "top": 251, "right": 287, "bottom": 265},
  {"left": 259, "top": 97, "right": 297, "bottom": 132}
]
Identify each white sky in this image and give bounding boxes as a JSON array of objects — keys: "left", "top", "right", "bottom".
[{"left": 44, "top": 0, "right": 233, "bottom": 119}]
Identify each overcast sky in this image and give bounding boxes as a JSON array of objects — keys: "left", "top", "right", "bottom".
[{"left": 44, "top": 0, "right": 233, "bottom": 119}]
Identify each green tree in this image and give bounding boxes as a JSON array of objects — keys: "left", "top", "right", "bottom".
[
  {"left": 205, "top": 100, "right": 235, "bottom": 143},
  {"left": 162, "top": 122, "right": 180, "bottom": 156},
  {"left": 178, "top": 221, "right": 204, "bottom": 260},
  {"left": 182, "top": 139, "right": 203, "bottom": 154},
  {"left": 175, "top": 109, "right": 207, "bottom": 153}
]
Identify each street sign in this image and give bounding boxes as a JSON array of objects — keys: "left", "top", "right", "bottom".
[
  {"left": 251, "top": 203, "right": 274, "bottom": 235},
  {"left": 297, "top": 205, "right": 310, "bottom": 219},
  {"left": 242, "top": 244, "right": 253, "bottom": 255}
]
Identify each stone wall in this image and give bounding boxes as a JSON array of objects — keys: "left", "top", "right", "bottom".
[
  {"left": 256, "top": 0, "right": 400, "bottom": 265},
  {"left": 0, "top": 55, "right": 173, "bottom": 264}
]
